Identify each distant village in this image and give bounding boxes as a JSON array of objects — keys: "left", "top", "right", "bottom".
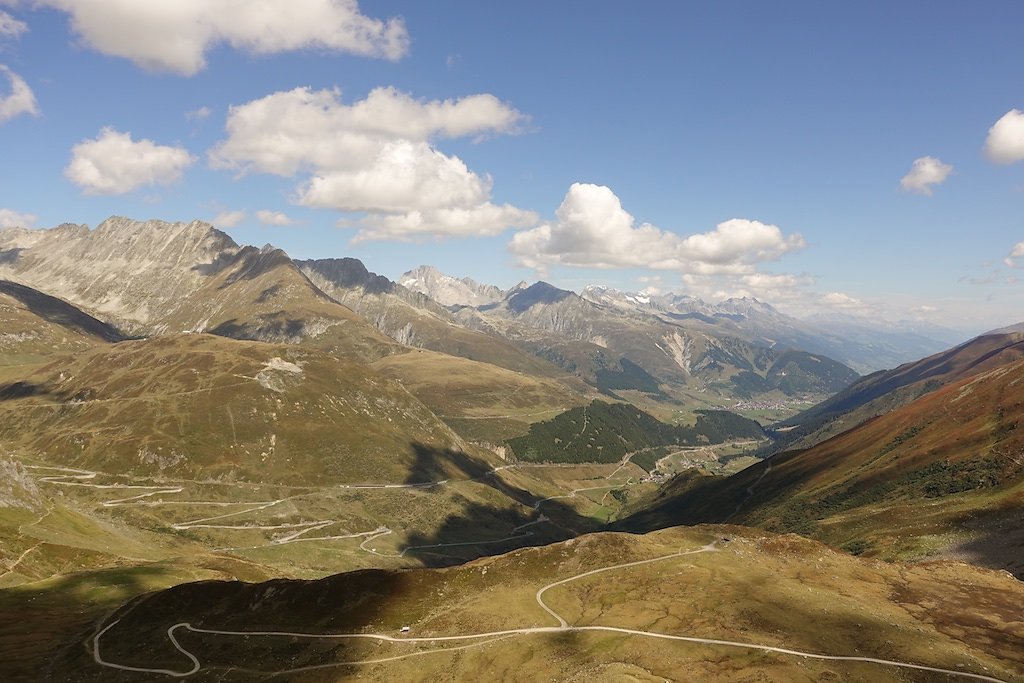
[{"left": 731, "top": 398, "right": 815, "bottom": 411}]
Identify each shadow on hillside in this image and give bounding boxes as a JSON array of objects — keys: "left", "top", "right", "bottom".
[
  {"left": 0, "top": 381, "right": 63, "bottom": 402},
  {"left": 400, "top": 443, "right": 603, "bottom": 568},
  {"left": 941, "top": 506, "right": 1024, "bottom": 580},
  {"left": 298, "top": 257, "right": 395, "bottom": 296},
  {"left": 0, "top": 248, "right": 23, "bottom": 266},
  {"left": 398, "top": 497, "right": 588, "bottom": 569},
  {"left": 221, "top": 247, "right": 299, "bottom": 289},
  {"left": 405, "top": 443, "right": 546, "bottom": 508},
  {"left": 404, "top": 442, "right": 495, "bottom": 484},
  {"left": 0, "top": 565, "right": 178, "bottom": 683},
  {"left": 0, "top": 280, "right": 124, "bottom": 342},
  {"left": 209, "top": 316, "right": 306, "bottom": 342},
  {"left": 406, "top": 442, "right": 598, "bottom": 514},
  {"left": 614, "top": 451, "right": 810, "bottom": 534},
  {"left": 191, "top": 250, "right": 238, "bottom": 276},
  {"left": 255, "top": 283, "right": 282, "bottom": 303},
  {"left": 60, "top": 558, "right": 594, "bottom": 681},
  {"left": 48, "top": 567, "right": 424, "bottom": 682}
]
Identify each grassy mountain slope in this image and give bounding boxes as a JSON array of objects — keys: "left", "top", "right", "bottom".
[
  {"left": 167, "top": 246, "right": 398, "bottom": 360},
  {"left": 17, "top": 525, "right": 1021, "bottom": 683},
  {"left": 623, "top": 356, "right": 1024, "bottom": 576},
  {"left": 768, "top": 329, "right": 1024, "bottom": 455},
  {"left": 0, "top": 280, "right": 123, "bottom": 365},
  {"left": 0, "top": 332, "right": 605, "bottom": 595},
  {"left": 0, "top": 333, "right": 462, "bottom": 485},
  {"left": 370, "top": 349, "right": 594, "bottom": 442}
]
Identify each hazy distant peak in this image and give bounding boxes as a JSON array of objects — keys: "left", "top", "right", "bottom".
[
  {"left": 399, "top": 265, "right": 504, "bottom": 307},
  {"left": 716, "top": 297, "right": 781, "bottom": 318},
  {"left": 581, "top": 284, "right": 664, "bottom": 310}
]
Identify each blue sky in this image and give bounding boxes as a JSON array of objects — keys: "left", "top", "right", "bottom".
[{"left": 0, "top": 1, "right": 1022, "bottom": 332}]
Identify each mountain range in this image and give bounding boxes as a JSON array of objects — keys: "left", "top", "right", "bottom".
[
  {"left": 403, "top": 266, "right": 961, "bottom": 374},
  {"left": 0, "top": 216, "right": 1021, "bottom": 682},
  {"left": 0, "top": 218, "right": 873, "bottom": 424}
]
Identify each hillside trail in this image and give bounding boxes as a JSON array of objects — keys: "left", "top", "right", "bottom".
[{"left": 90, "top": 540, "right": 1011, "bottom": 682}]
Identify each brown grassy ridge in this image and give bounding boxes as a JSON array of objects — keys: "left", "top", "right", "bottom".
[
  {"left": 768, "top": 329, "right": 1024, "bottom": 455},
  {"left": 0, "top": 333, "right": 469, "bottom": 485},
  {"left": 621, "top": 356, "right": 1024, "bottom": 576},
  {"left": 371, "top": 349, "right": 595, "bottom": 442},
  {"left": 0, "top": 280, "right": 123, "bottom": 367},
  {"left": 26, "top": 525, "right": 1024, "bottom": 683}
]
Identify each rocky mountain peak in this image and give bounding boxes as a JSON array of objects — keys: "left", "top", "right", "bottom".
[
  {"left": 399, "top": 265, "right": 504, "bottom": 307},
  {"left": 93, "top": 216, "right": 238, "bottom": 252},
  {"left": 505, "top": 281, "right": 574, "bottom": 313},
  {"left": 298, "top": 257, "right": 393, "bottom": 295},
  {"left": 717, "top": 297, "right": 778, "bottom": 317},
  {"left": 581, "top": 285, "right": 665, "bottom": 311},
  {"left": 0, "top": 216, "right": 252, "bottom": 334}
]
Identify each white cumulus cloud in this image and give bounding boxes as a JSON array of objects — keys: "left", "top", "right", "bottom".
[
  {"left": 0, "top": 64, "right": 38, "bottom": 123},
  {"left": 0, "top": 10, "right": 27, "bottom": 38},
  {"left": 899, "top": 156, "right": 952, "bottom": 195},
  {"left": 300, "top": 141, "right": 491, "bottom": 213},
  {"left": 1005, "top": 241, "right": 1024, "bottom": 268},
  {"left": 508, "top": 183, "right": 805, "bottom": 273},
  {"left": 211, "top": 209, "right": 245, "bottom": 227},
  {"left": 210, "top": 86, "right": 534, "bottom": 241},
  {"left": 23, "top": 0, "right": 408, "bottom": 75},
  {"left": 255, "top": 210, "right": 295, "bottom": 226},
  {"left": 0, "top": 207, "right": 37, "bottom": 228},
  {"left": 985, "top": 109, "right": 1024, "bottom": 164},
  {"left": 65, "top": 127, "right": 195, "bottom": 194},
  {"left": 354, "top": 202, "right": 536, "bottom": 243},
  {"left": 210, "top": 86, "right": 526, "bottom": 176}
]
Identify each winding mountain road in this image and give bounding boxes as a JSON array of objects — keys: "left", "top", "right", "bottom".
[{"left": 91, "top": 540, "right": 1011, "bottom": 682}]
